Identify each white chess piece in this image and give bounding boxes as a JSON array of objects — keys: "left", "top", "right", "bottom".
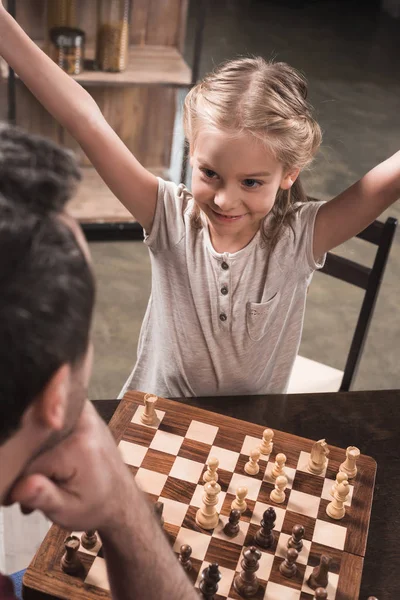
[
  {"left": 259, "top": 429, "right": 274, "bottom": 455},
  {"left": 231, "top": 486, "right": 248, "bottom": 514},
  {"left": 339, "top": 446, "right": 360, "bottom": 479},
  {"left": 271, "top": 453, "right": 287, "bottom": 479},
  {"left": 203, "top": 457, "right": 219, "bottom": 483},
  {"left": 244, "top": 448, "right": 260, "bottom": 475},
  {"left": 140, "top": 393, "right": 158, "bottom": 426},
  {"left": 270, "top": 475, "right": 287, "bottom": 504},
  {"left": 195, "top": 480, "right": 221, "bottom": 530},
  {"left": 330, "top": 471, "right": 348, "bottom": 497},
  {"left": 326, "top": 480, "right": 350, "bottom": 520},
  {"left": 307, "top": 439, "right": 329, "bottom": 475}
]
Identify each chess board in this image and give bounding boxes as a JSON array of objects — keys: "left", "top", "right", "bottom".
[{"left": 23, "top": 392, "right": 376, "bottom": 600}]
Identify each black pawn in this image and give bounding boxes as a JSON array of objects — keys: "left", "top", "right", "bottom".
[
  {"left": 154, "top": 501, "right": 164, "bottom": 527},
  {"left": 81, "top": 530, "right": 97, "bottom": 550},
  {"left": 255, "top": 506, "right": 276, "bottom": 549},
  {"left": 288, "top": 524, "right": 304, "bottom": 552},
  {"left": 179, "top": 544, "right": 192, "bottom": 572},
  {"left": 315, "top": 588, "right": 328, "bottom": 599},
  {"left": 279, "top": 547, "right": 298, "bottom": 578},
  {"left": 233, "top": 546, "right": 261, "bottom": 597},
  {"left": 60, "top": 536, "right": 83, "bottom": 576},
  {"left": 199, "top": 563, "right": 221, "bottom": 599},
  {"left": 223, "top": 509, "right": 241, "bottom": 537},
  {"left": 308, "top": 555, "right": 331, "bottom": 590}
]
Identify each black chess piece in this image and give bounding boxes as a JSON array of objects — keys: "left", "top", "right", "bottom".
[
  {"left": 233, "top": 546, "right": 261, "bottom": 597},
  {"left": 255, "top": 506, "right": 276, "bottom": 549},
  {"left": 287, "top": 524, "right": 304, "bottom": 552},
  {"left": 60, "top": 536, "right": 83, "bottom": 576},
  {"left": 315, "top": 588, "right": 328, "bottom": 599},
  {"left": 154, "top": 501, "right": 164, "bottom": 527},
  {"left": 178, "top": 544, "right": 192, "bottom": 572},
  {"left": 307, "top": 555, "right": 331, "bottom": 590},
  {"left": 81, "top": 530, "right": 98, "bottom": 550},
  {"left": 223, "top": 509, "right": 241, "bottom": 537},
  {"left": 199, "top": 563, "right": 221, "bottom": 599},
  {"left": 279, "top": 547, "right": 298, "bottom": 578}
]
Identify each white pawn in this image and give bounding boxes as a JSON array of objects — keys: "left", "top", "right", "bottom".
[
  {"left": 244, "top": 448, "right": 260, "bottom": 475},
  {"left": 231, "top": 486, "right": 248, "bottom": 514},
  {"left": 326, "top": 480, "right": 350, "bottom": 520},
  {"left": 271, "top": 453, "right": 287, "bottom": 479},
  {"left": 331, "top": 471, "right": 348, "bottom": 497},
  {"left": 259, "top": 429, "right": 274, "bottom": 455},
  {"left": 339, "top": 446, "right": 360, "bottom": 479},
  {"left": 203, "top": 457, "right": 219, "bottom": 483},
  {"left": 196, "top": 480, "right": 221, "bottom": 530},
  {"left": 140, "top": 393, "right": 158, "bottom": 426},
  {"left": 270, "top": 475, "right": 288, "bottom": 504}
]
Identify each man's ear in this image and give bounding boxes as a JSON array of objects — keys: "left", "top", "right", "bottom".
[
  {"left": 280, "top": 168, "right": 300, "bottom": 191},
  {"left": 33, "top": 364, "right": 71, "bottom": 431}
]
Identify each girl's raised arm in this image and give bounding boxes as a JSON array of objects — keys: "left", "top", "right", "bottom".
[{"left": 0, "top": 5, "right": 158, "bottom": 232}]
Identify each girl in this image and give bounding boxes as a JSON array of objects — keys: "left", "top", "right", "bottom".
[{"left": 0, "top": 6, "right": 398, "bottom": 398}]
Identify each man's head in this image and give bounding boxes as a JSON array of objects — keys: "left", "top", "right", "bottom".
[{"left": 0, "top": 124, "right": 95, "bottom": 501}]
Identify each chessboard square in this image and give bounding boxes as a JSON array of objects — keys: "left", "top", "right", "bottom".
[
  {"left": 141, "top": 448, "right": 176, "bottom": 475},
  {"left": 264, "top": 582, "right": 302, "bottom": 600},
  {"left": 85, "top": 557, "right": 109, "bottom": 590},
  {"left": 313, "top": 519, "right": 347, "bottom": 551},
  {"left": 170, "top": 456, "right": 204, "bottom": 484},
  {"left": 235, "top": 547, "right": 274, "bottom": 582},
  {"left": 118, "top": 440, "right": 147, "bottom": 467},
  {"left": 71, "top": 531, "right": 101, "bottom": 556},
  {"left": 158, "top": 497, "right": 189, "bottom": 527},
  {"left": 250, "top": 501, "right": 286, "bottom": 532},
  {"left": 131, "top": 405, "right": 165, "bottom": 428},
  {"left": 178, "top": 438, "right": 212, "bottom": 464},
  {"left": 297, "top": 451, "right": 328, "bottom": 478},
  {"left": 302, "top": 565, "right": 339, "bottom": 600},
  {"left": 207, "top": 446, "right": 240, "bottom": 472},
  {"left": 287, "top": 490, "right": 321, "bottom": 519},
  {"left": 268, "top": 555, "right": 306, "bottom": 591},
  {"left": 275, "top": 532, "right": 311, "bottom": 565},
  {"left": 196, "top": 562, "right": 235, "bottom": 597},
  {"left": 321, "top": 478, "right": 354, "bottom": 507},
  {"left": 236, "top": 454, "right": 266, "bottom": 481},
  {"left": 205, "top": 537, "right": 243, "bottom": 570},
  {"left": 186, "top": 420, "right": 219, "bottom": 445},
  {"left": 161, "top": 476, "right": 197, "bottom": 503},
  {"left": 281, "top": 511, "right": 316, "bottom": 542},
  {"left": 191, "top": 484, "right": 226, "bottom": 512},
  {"left": 150, "top": 429, "right": 184, "bottom": 455},
  {"left": 291, "top": 471, "right": 324, "bottom": 498},
  {"left": 227, "top": 472, "right": 262, "bottom": 501},
  {"left": 135, "top": 468, "right": 168, "bottom": 496},
  {"left": 173, "top": 528, "right": 211, "bottom": 560},
  {"left": 241, "top": 435, "right": 269, "bottom": 462},
  {"left": 263, "top": 462, "right": 296, "bottom": 489},
  {"left": 213, "top": 515, "right": 250, "bottom": 546}
]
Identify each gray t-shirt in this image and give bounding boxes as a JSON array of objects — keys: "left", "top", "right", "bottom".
[{"left": 127, "top": 178, "right": 325, "bottom": 398}]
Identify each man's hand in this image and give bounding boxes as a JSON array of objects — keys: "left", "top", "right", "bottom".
[{"left": 9, "top": 400, "right": 134, "bottom": 533}]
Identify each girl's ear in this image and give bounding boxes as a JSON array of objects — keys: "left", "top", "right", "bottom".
[{"left": 280, "top": 168, "right": 300, "bottom": 190}]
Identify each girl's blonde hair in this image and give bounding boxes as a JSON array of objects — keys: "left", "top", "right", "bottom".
[{"left": 183, "top": 57, "right": 322, "bottom": 249}]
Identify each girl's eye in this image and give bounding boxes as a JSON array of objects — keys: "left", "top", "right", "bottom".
[
  {"left": 243, "top": 179, "right": 262, "bottom": 188},
  {"left": 201, "top": 168, "right": 218, "bottom": 179}
]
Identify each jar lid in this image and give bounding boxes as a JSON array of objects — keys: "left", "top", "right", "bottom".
[{"left": 50, "top": 27, "right": 85, "bottom": 47}]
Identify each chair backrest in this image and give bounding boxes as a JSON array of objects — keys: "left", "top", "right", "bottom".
[{"left": 319, "top": 216, "right": 398, "bottom": 391}]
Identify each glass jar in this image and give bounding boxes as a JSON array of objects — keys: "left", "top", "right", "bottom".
[
  {"left": 96, "top": 0, "right": 130, "bottom": 72},
  {"left": 47, "top": 0, "right": 76, "bottom": 30},
  {"left": 49, "top": 27, "right": 85, "bottom": 76}
]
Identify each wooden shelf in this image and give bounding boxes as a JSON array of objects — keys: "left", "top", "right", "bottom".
[
  {"left": 1, "top": 43, "right": 191, "bottom": 87},
  {"left": 67, "top": 167, "right": 167, "bottom": 224}
]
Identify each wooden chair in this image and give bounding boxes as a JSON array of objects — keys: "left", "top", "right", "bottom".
[{"left": 288, "top": 216, "right": 398, "bottom": 393}]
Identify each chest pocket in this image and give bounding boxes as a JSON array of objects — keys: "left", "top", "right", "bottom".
[{"left": 246, "top": 291, "right": 281, "bottom": 341}]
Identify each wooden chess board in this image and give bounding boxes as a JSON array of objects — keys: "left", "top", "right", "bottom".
[{"left": 22, "top": 391, "right": 376, "bottom": 600}]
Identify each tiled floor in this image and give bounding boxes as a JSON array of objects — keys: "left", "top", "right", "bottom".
[{"left": 1, "top": 0, "right": 400, "bottom": 578}]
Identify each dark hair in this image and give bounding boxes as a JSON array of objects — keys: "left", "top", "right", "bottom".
[{"left": 0, "top": 124, "right": 95, "bottom": 444}]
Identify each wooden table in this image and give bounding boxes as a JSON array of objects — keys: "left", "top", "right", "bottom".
[{"left": 93, "top": 389, "right": 400, "bottom": 600}]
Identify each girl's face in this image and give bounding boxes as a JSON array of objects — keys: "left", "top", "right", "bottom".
[{"left": 191, "top": 129, "right": 298, "bottom": 252}]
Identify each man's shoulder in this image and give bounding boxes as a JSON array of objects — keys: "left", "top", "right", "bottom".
[{"left": 0, "top": 572, "right": 18, "bottom": 600}]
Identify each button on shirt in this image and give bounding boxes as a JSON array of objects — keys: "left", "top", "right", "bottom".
[{"left": 127, "top": 179, "right": 325, "bottom": 398}]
